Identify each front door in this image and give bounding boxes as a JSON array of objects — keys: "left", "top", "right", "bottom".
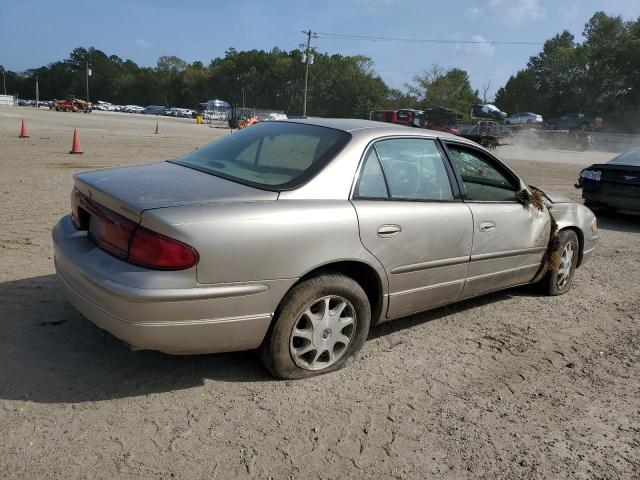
[
  {"left": 444, "top": 142, "right": 551, "bottom": 299},
  {"left": 352, "top": 137, "right": 474, "bottom": 319}
]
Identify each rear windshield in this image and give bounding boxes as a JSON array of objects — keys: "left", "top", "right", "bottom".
[{"left": 171, "top": 122, "right": 351, "bottom": 190}]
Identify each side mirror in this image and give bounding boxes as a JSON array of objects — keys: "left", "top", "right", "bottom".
[
  {"left": 516, "top": 188, "right": 546, "bottom": 211},
  {"left": 515, "top": 189, "right": 531, "bottom": 206}
]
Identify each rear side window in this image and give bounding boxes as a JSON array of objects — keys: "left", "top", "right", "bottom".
[
  {"left": 354, "top": 138, "right": 454, "bottom": 201},
  {"left": 173, "top": 122, "right": 350, "bottom": 190},
  {"left": 446, "top": 145, "right": 518, "bottom": 201},
  {"left": 376, "top": 139, "right": 454, "bottom": 201},
  {"left": 354, "top": 149, "right": 389, "bottom": 198}
]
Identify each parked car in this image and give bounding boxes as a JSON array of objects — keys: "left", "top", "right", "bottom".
[
  {"left": 423, "top": 107, "right": 462, "bottom": 125},
  {"left": 52, "top": 119, "right": 598, "bottom": 378},
  {"left": 371, "top": 109, "right": 422, "bottom": 127},
  {"left": 122, "top": 105, "right": 143, "bottom": 113},
  {"left": 166, "top": 107, "right": 183, "bottom": 117},
  {"left": 505, "top": 112, "right": 543, "bottom": 127},
  {"left": 143, "top": 105, "right": 167, "bottom": 115},
  {"left": 265, "top": 113, "right": 288, "bottom": 121},
  {"left": 576, "top": 148, "right": 640, "bottom": 214},
  {"left": 545, "top": 114, "right": 603, "bottom": 131},
  {"left": 470, "top": 104, "right": 507, "bottom": 121}
]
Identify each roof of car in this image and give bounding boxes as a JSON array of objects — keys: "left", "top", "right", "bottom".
[{"left": 284, "top": 117, "right": 462, "bottom": 141}]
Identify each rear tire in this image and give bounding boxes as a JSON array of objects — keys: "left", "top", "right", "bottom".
[
  {"left": 260, "top": 273, "right": 371, "bottom": 379},
  {"left": 540, "top": 230, "right": 579, "bottom": 296}
]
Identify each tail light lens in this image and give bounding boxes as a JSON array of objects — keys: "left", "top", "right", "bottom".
[
  {"left": 70, "top": 189, "right": 199, "bottom": 270},
  {"left": 129, "top": 227, "right": 199, "bottom": 270}
]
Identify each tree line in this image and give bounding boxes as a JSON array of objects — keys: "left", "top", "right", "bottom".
[
  {"left": 495, "top": 12, "right": 640, "bottom": 132},
  {"left": 1, "top": 47, "right": 392, "bottom": 118},
  {"left": 0, "top": 44, "right": 482, "bottom": 119}
]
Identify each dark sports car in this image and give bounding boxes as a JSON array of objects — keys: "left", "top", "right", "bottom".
[{"left": 576, "top": 148, "right": 640, "bottom": 213}]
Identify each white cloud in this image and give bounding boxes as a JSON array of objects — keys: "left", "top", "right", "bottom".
[
  {"left": 563, "top": 4, "right": 579, "bottom": 19},
  {"left": 465, "top": 34, "right": 495, "bottom": 56},
  {"left": 488, "top": 0, "right": 546, "bottom": 26},
  {"left": 466, "top": 6, "right": 482, "bottom": 18},
  {"left": 133, "top": 38, "right": 149, "bottom": 48}
]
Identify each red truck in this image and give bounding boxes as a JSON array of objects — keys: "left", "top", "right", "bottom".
[
  {"left": 370, "top": 109, "right": 421, "bottom": 127},
  {"left": 371, "top": 107, "right": 461, "bottom": 135}
]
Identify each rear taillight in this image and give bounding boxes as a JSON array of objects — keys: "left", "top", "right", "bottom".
[
  {"left": 92, "top": 206, "right": 137, "bottom": 259},
  {"left": 129, "top": 226, "right": 199, "bottom": 270},
  {"left": 70, "top": 189, "right": 199, "bottom": 270}
]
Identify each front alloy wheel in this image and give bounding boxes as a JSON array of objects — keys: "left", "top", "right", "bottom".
[
  {"left": 540, "top": 229, "right": 579, "bottom": 295},
  {"left": 556, "top": 242, "right": 574, "bottom": 289}
]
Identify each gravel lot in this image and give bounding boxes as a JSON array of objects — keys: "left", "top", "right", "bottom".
[{"left": 1, "top": 107, "right": 639, "bottom": 479}]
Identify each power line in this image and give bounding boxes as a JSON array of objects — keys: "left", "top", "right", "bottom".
[{"left": 316, "top": 32, "right": 543, "bottom": 46}]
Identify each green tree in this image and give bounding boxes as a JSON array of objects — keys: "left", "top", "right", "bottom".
[
  {"left": 494, "top": 69, "right": 537, "bottom": 114},
  {"left": 494, "top": 12, "right": 640, "bottom": 131},
  {"left": 408, "top": 65, "right": 480, "bottom": 116}
]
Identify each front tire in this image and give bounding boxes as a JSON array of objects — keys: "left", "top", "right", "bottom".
[
  {"left": 260, "top": 273, "right": 371, "bottom": 379},
  {"left": 540, "top": 230, "right": 579, "bottom": 295}
]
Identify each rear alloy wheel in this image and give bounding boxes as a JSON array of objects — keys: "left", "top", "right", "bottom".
[
  {"left": 540, "top": 230, "right": 579, "bottom": 295},
  {"left": 290, "top": 295, "right": 356, "bottom": 370},
  {"left": 260, "top": 274, "right": 371, "bottom": 379}
]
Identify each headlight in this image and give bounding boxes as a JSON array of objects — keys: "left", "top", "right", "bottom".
[
  {"left": 580, "top": 169, "right": 602, "bottom": 181},
  {"left": 591, "top": 217, "right": 598, "bottom": 232}
]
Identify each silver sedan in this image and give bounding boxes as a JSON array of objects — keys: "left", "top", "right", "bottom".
[{"left": 52, "top": 119, "right": 598, "bottom": 378}]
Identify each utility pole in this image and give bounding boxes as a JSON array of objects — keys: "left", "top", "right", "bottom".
[
  {"left": 300, "top": 29, "right": 317, "bottom": 116},
  {"left": 2, "top": 68, "right": 6, "bottom": 96},
  {"left": 86, "top": 61, "right": 91, "bottom": 102},
  {"left": 35, "top": 75, "right": 39, "bottom": 107}
]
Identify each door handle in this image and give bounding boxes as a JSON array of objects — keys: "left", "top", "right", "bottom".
[
  {"left": 377, "top": 224, "right": 402, "bottom": 237},
  {"left": 479, "top": 221, "right": 496, "bottom": 232}
]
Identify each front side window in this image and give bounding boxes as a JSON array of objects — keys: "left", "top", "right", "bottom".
[
  {"left": 446, "top": 145, "right": 519, "bottom": 201},
  {"left": 172, "top": 122, "right": 350, "bottom": 190},
  {"left": 354, "top": 138, "right": 454, "bottom": 201}
]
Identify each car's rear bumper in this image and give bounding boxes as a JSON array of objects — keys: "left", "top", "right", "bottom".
[{"left": 52, "top": 215, "right": 294, "bottom": 354}]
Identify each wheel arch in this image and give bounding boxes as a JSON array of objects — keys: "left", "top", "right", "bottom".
[{"left": 282, "top": 260, "right": 387, "bottom": 326}]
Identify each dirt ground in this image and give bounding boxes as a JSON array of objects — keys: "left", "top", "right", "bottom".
[{"left": 1, "top": 107, "right": 639, "bottom": 480}]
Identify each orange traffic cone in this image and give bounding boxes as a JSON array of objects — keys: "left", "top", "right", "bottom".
[
  {"left": 19, "top": 119, "right": 29, "bottom": 138},
  {"left": 69, "top": 129, "right": 83, "bottom": 154},
  {"left": 154, "top": 122, "right": 159, "bottom": 134}
]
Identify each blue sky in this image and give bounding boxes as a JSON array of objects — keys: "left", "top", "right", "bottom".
[{"left": 1, "top": 0, "right": 638, "bottom": 97}]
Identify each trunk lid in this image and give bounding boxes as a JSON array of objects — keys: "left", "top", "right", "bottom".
[{"left": 73, "top": 161, "right": 278, "bottom": 221}]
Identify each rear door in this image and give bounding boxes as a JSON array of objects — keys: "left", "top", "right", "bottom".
[
  {"left": 351, "top": 137, "right": 473, "bottom": 319},
  {"left": 444, "top": 142, "right": 551, "bottom": 299}
]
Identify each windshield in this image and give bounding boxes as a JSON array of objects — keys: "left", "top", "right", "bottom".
[
  {"left": 171, "top": 122, "right": 351, "bottom": 190},
  {"left": 608, "top": 149, "right": 640, "bottom": 167}
]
